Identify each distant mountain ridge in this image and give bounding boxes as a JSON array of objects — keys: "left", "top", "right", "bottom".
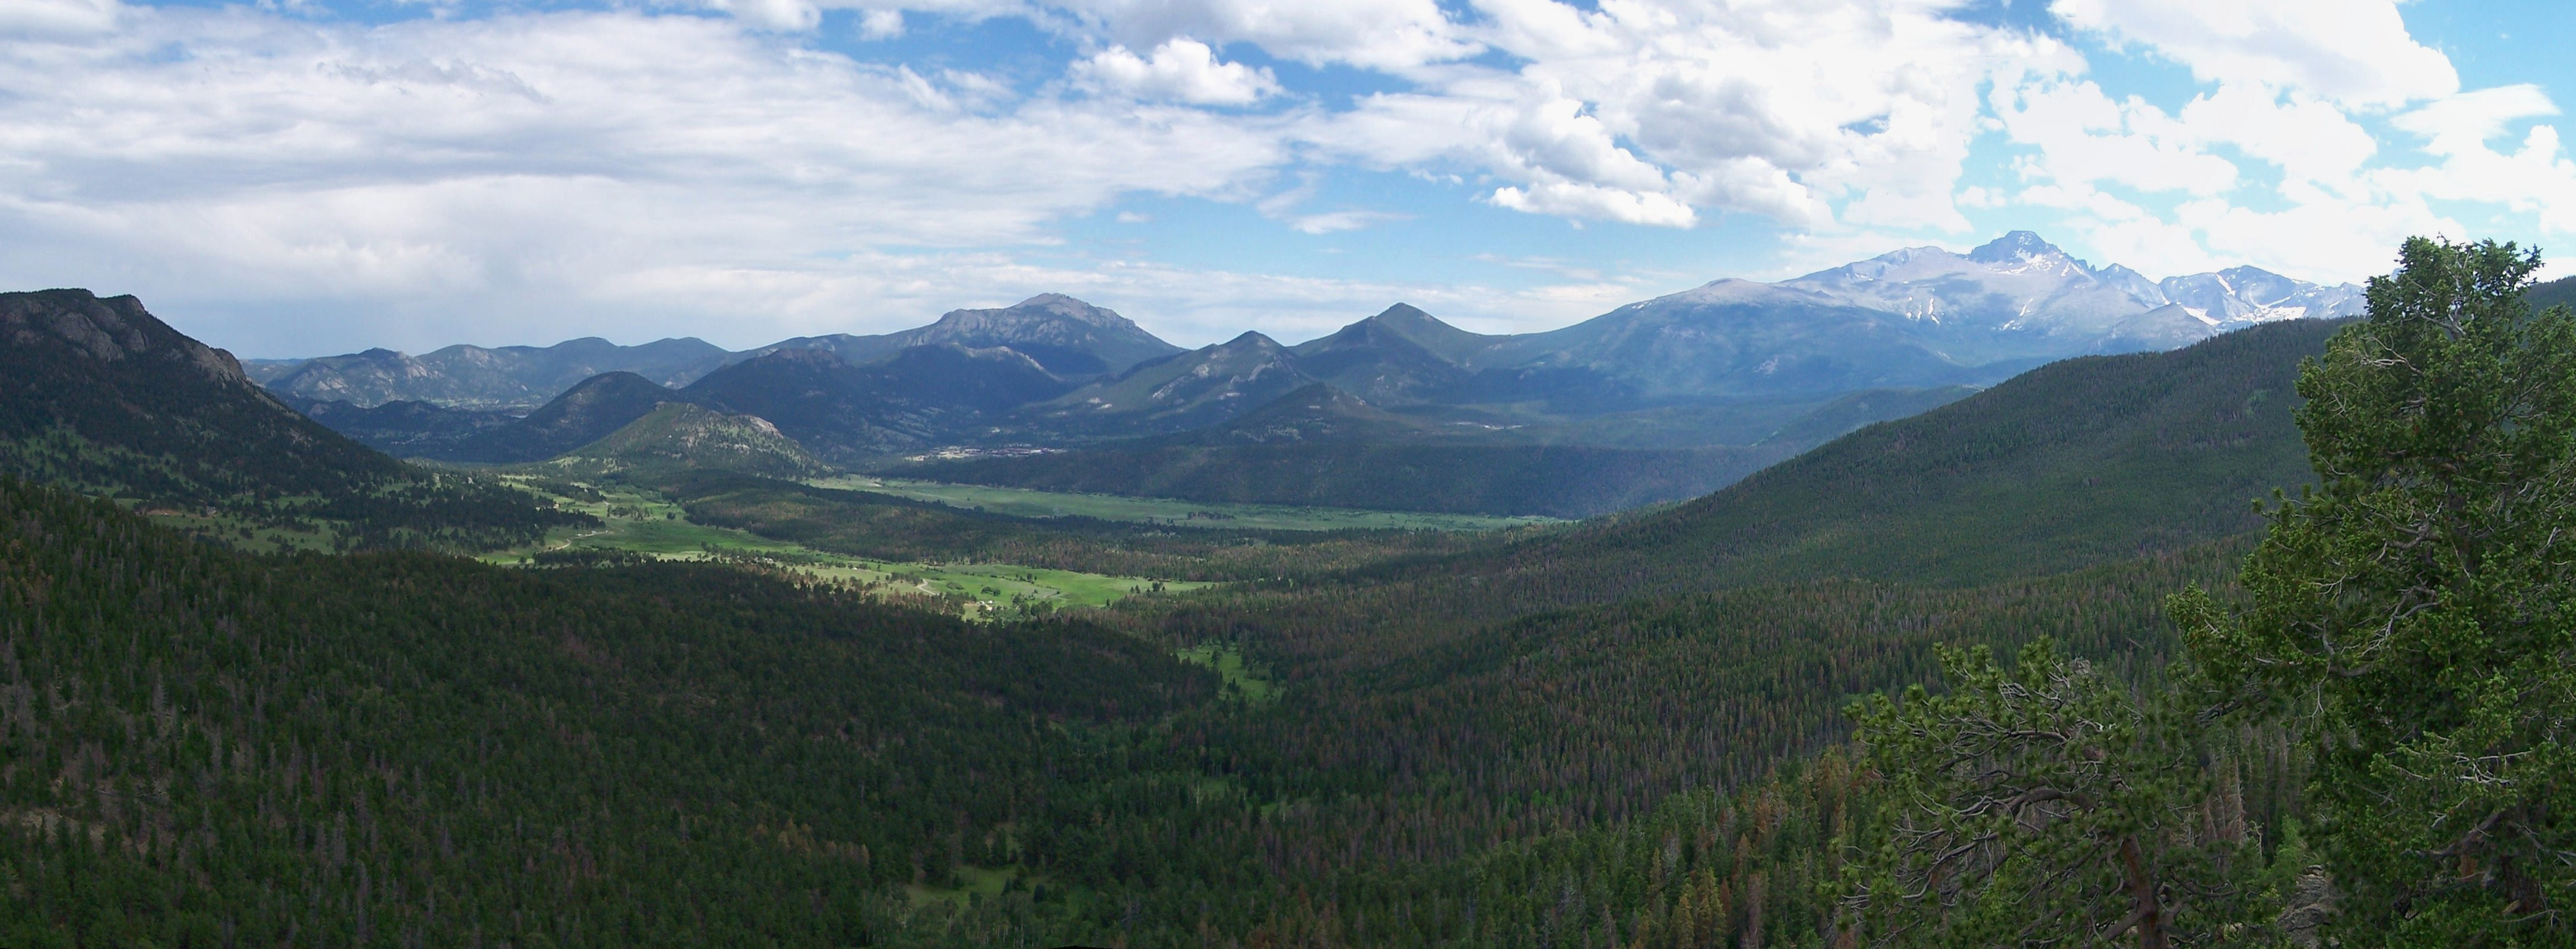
[
  {"left": 255, "top": 233, "right": 2374, "bottom": 516},
  {"left": 258, "top": 336, "right": 736, "bottom": 410},
  {"left": 1026, "top": 331, "right": 1319, "bottom": 436},
  {"left": 750, "top": 293, "right": 1183, "bottom": 378},
  {"left": 257, "top": 235, "right": 2361, "bottom": 419}
]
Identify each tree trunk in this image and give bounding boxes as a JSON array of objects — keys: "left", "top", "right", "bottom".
[{"left": 2117, "top": 836, "right": 2168, "bottom": 949}]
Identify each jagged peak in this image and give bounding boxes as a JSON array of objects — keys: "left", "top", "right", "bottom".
[{"left": 1966, "top": 230, "right": 2087, "bottom": 270}]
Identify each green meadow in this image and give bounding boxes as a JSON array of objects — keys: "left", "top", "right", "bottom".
[
  {"left": 818, "top": 475, "right": 1555, "bottom": 532},
  {"left": 475, "top": 475, "right": 1205, "bottom": 621}
]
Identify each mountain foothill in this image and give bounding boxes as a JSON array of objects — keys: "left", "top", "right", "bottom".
[{"left": 254, "top": 232, "right": 2372, "bottom": 517}]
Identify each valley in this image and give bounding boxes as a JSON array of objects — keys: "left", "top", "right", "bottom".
[
  {"left": 831, "top": 475, "right": 1558, "bottom": 532},
  {"left": 472, "top": 473, "right": 1223, "bottom": 620},
  {"left": 3, "top": 244, "right": 2570, "bottom": 947}
]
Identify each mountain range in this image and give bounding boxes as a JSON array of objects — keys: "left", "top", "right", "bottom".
[
  {"left": 251, "top": 336, "right": 738, "bottom": 410},
  {"left": 260, "top": 232, "right": 2360, "bottom": 417},
  {"left": 240, "top": 232, "right": 2367, "bottom": 513}
]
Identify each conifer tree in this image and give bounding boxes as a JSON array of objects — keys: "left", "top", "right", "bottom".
[
  {"left": 1839, "top": 640, "right": 2258, "bottom": 947},
  {"left": 2173, "top": 237, "right": 2576, "bottom": 942}
]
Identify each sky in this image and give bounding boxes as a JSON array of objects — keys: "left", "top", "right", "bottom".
[{"left": 6, "top": 0, "right": 2576, "bottom": 356}]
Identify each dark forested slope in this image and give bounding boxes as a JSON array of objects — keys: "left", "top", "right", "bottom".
[
  {"left": 0, "top": 290, "right": 580, "bottom": 549},
  {"left": 895, "top": 382, "right": 1973, "bottom": 518},
  {"left": 536, "top": 403, "right": 832, "bottom": 479},
  {"left": 0, "top": 477, "right": 1213, "bottom": 947},
  {"left": 1403, "top": 315, "right": 2338, "bottom": 615},
  {"left": 441, "top": 371, "right": 684, "bottom": 463}
]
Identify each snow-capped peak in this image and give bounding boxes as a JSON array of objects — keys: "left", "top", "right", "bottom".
[{"left": 1965, "top": 230, "right": 2091, "bottom": 274}]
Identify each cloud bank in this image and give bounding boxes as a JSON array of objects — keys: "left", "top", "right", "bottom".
[{"left": 1, "top": 0, "right": 2571, "bottom": 353}]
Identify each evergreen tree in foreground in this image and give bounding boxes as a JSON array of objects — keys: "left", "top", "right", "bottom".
[
  {"left": 1849, "top": 236, "right": 2576, "bottom": 946},
  {"left": 1842, "top": 641, "right": 2261, "bottom": 947},
  {"left": 2175, "top": 236, "right": 2576, "bottom": 943}
]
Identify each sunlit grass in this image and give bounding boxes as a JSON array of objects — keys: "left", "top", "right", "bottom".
[{"left": 477, "top": 476, "right": 1208, "bottom": 621}]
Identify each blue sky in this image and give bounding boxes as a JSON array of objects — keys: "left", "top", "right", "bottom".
[{"left": 4, "top": 0, "right": 2574, "bottom": 355}]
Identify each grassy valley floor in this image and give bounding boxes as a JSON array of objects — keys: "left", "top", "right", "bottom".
[
  {"left": 823, "top": 475, "right": 1558, "bottom": 532},
  {"left": 471, "top": 474, "right": 1221, "bottom": 621}
]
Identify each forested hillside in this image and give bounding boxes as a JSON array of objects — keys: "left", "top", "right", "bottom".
[
  {"left": 901, "top": 438, "right": 1801, "bottom": 518},
  {"left": 895, "top": 383, "right": 1973, "bottom": 518},
  {"left": 0, "top": 290, "right": 581, "bottom": 551},
  {"left": 0, "top": 477, "right": 1218, "bottom": 945}
]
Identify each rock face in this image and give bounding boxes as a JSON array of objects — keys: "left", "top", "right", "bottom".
[
  {"left": 1, "top": 289, "right": 257, "bottom": 387},
  {"left": 0, "top": 289, "right": 403, "bottom": 500}
]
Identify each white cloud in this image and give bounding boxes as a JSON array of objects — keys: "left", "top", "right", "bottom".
[
  {"left": 1282, "top": 0, "right": 2061, "bottom": 231},
  {"left": 1972, "top": 2, "right": 2576, "bottom": 283},
  {"left": 1283, "top": 210, "right": 1407, "bottom": 234},
  {"left": 0, "top": 7, "right": 1294, "bottom": 352},
  {"left": 1047, "top": 0, "right": 1475, "bottom": 71},
  {"left": 1072, "top": 37, "right": 1278, "bottom": 105},
  {"left": 2175, "top": 83, "right": 2376, "bottom": 188},
  {"left": 708, "top": 0, "right": 820, "bottom": 31},
  {"left": 2380, "top": 86, "right": 2576, "bottom": 233},
  {"left": 1991, "top": 78, "right": 2240, "bottom": 195},
  {"left": 1491, "top": 181, "right": 1695, "bottom": 227},
  {"left": 0, "top": 0, "right": 118, "bottom": 34},
  {"left": 15, "top": 0, "right": 2576, "bottom": 356},
  {"left": 856, "top": 9, "right": 904, "bottom": 38},
  {"left": 2394, "top": 84, "right": 2561, "bottom": 157},
  {"left": 2052, "top": 0, "right": 2456, "bottom": 107}
]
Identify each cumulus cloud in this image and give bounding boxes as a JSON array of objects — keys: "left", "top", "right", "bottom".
[
  {"left": 15, "top": 0, "right": 2576, "bottom": 353},
  {"left": 2379, "top": 87, "right": 2576, "bottom": 233},
  {"left": 1050, "top": 0, "right": 1475, "bottom": 71},
  {"left": 0, "top": 0, "right": 118, "bottom": 34},
  {"left": 1491, "top": 182, "right": 1695, "bottom": 228},
  {"left": 2395, "top": 85, "right": 2561, "bottom": 157},
  {"left": 1282, "top": 210, "right": 1408, "bottom": 235},
  {"left": 2175, "top": 83, "right": 2377, "bottom": 188},
  {"left": 2052, "top": 0, "right": 2457, "bottom": 107},
  {"left": 1283, "top": 0, "right": 2059, "bottom": 231},
  {"left": 1072, "top": 37, "right": 1278, "bottom": 105},
  {"left": 0, "top": 7, "right": 1292, "bottom": 352},
  {"left": 1992, "top": 78, "right": 2241, "bottom": 195},
  {"left": 856, "top": 9, "right": 904, "bottom": 38},
  {"left": 1957, "top": 1, "right": 2576, "bottom": 283},
  {"left": 706, "top": 0, "right": 821, "bottom": 31}
]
